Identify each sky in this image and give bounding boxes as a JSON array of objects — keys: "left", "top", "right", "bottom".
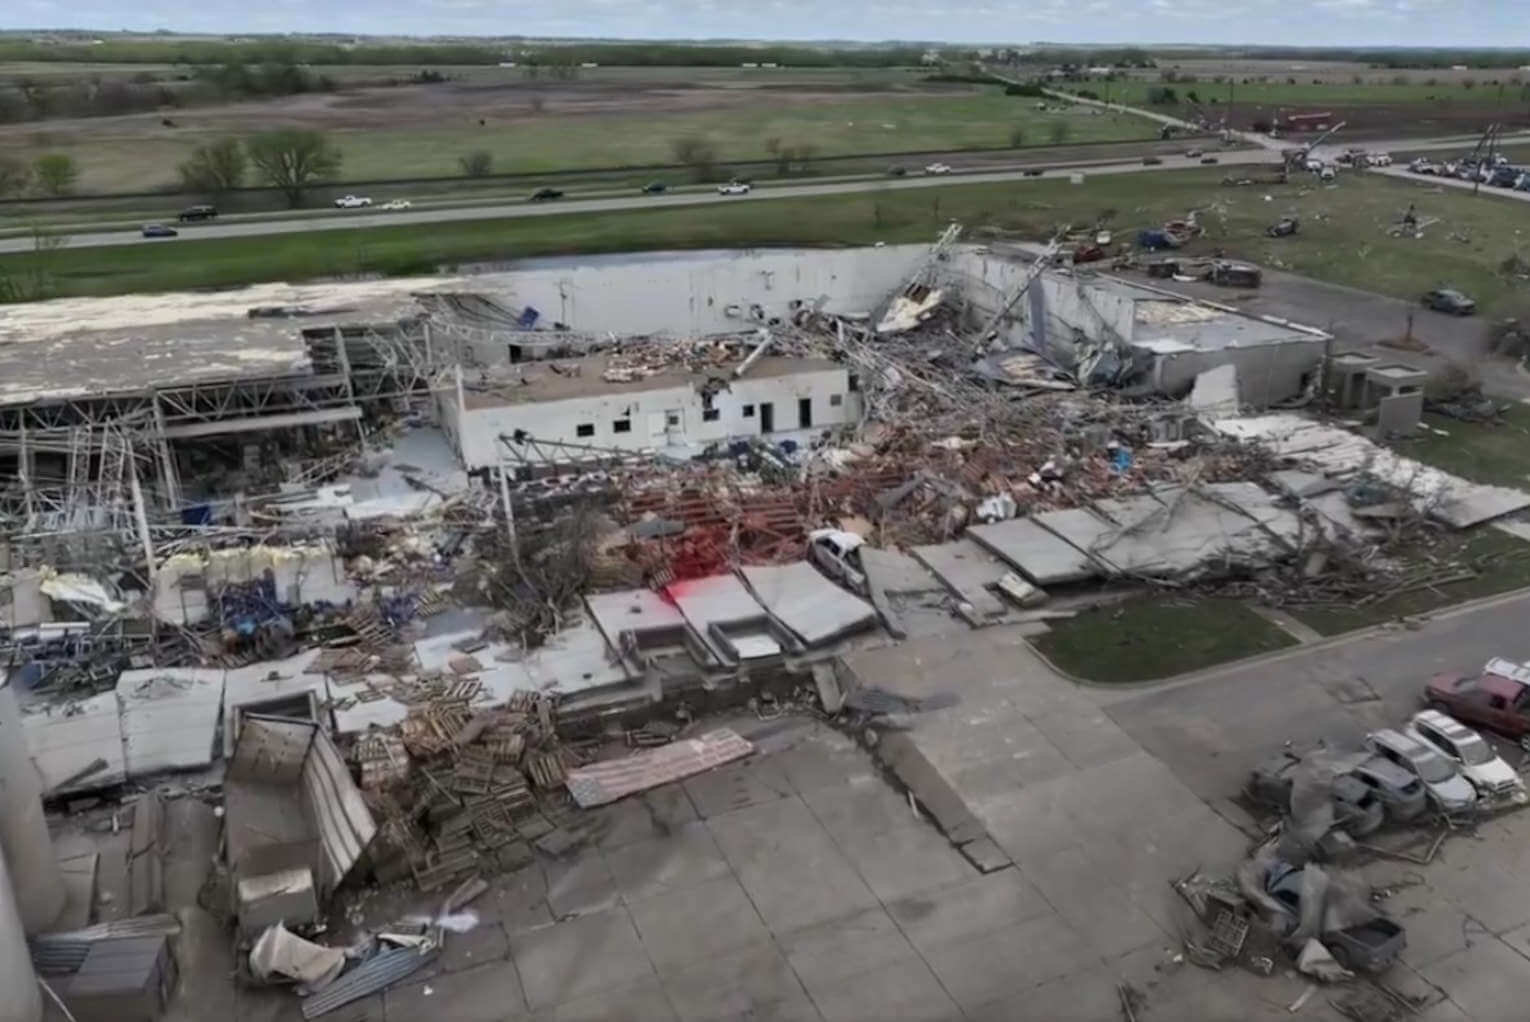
[{"left": 6, "top": 0, "right": 1521, "bottom": 49}]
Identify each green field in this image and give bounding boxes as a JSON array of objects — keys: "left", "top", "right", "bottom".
[
  {"left": 1035, "top": 598, "right": 1296, "bottom": 684},
  {"left": 5, "top": 166, "right": 1528, "bottom": 312},
  {"left": 1093, "top": 78, "right": 1526, "bottom": 108},
  {"left": 0, "top": 89, "right": 1154, "bottom": 194},
  {"left": 1393, "top": 405, "right": 1530, "bottom": 490}
]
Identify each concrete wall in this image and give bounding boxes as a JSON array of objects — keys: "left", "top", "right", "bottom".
[
  {"left": 0, "top": 679, "right": 62, "bottom": 935},
  {"left": 950, "top": 251, "right": 1137, "bottom": 346},
  {"left": 0, "top": 841, "right": 41, "bottom": 1022},
  {"left": 456, "top": 247, "right": 926, "bottom": 362},
  {"left": 1147, "top": 342, "right": 1325, "bottom": 408},
  {"left": 457, "top": 366, "right": 852, "bottom": 469}
]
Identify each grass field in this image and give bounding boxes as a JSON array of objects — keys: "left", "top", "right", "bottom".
[
  {"left": 0, "top": 89, "right": 1153, "bottom": 194},
  {"left": 1096, "top": 79, "right": 1527, "bottom": 107},
  {"left": 5, "top": 166, "right": 1527, "bottom": 313},
  {"left": 1391, "top": 405, "right": 1530, "bottom": 490},
  {"left": 1035, "top": 597, "right": 1296, "bottom": 683}
]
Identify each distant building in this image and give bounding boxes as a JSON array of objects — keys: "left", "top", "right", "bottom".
[{"left": 1279, "top": 111, "right": 1336, "bottom": 132}]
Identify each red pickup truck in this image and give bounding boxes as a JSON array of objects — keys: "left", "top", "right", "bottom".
[{"left": 1426, "top": 660, "right": 1530, "bottom": 738}]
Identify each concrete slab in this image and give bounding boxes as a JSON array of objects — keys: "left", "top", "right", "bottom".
[
  {"left": 1420, "top": 937, "right": 1530, "bottom": 1022},
  {"left": 438, "top": 920, "right": 510, "bottom": 974},
  {"left": 384, "top": 960, "right": 527, "bottom": 1022},
  {"left": 603, "top": 820, "right": 731, "bottom": 901},
  {"left": 738, "top": 562, "right": 877, "bottom": 646},
  {"left": 706, "top": 796, "right": 878, "bottom": 934},
  {"left": 920, "top": 913, "right": 1098, "bottom": 1014},
  {"left": 830, "top": 821, "right": 974, "bottom": 903},
  {"left": 681, "top": 756, "right": 793, "bottom": 819},
  {"left": 627, "top": 875, "right": 772, "bottom": 973},
  {"left": 885, "top": 870, "right": 1054, "bottom": 956},
  {"left": 910, "top": 540, "right": 1009, "bottom": 620},
  {"left": 507, "top": 909, "right": 655, "bottom": 1009},
  {"left": 21, "top": 691, "right": 127, "bottom": 794},
  {"left": 584, "top": 588, "right": 688, "bottom": 649},
  {"left": 590, "top": 784, "right": 699, "bottom": 850},
  {"left": 659, "top": 943, "right": 814, "bottom": 1022},
  {"left": 664, "top": 574, "right": 776, "bottom": 662},
  {"left": 115, "top": 667, "right": 225, "bottom": 777},
  {"left": 966, "top": 517, "right": 1097, "bottom": 585},
  {"left": 526, "top": 975, "right": 678, "bottom": 1022},
  {"left": 809, "top": 958, "right": 961, "bottom": 1022},
  {"left": 543, "top": 850, "right": 620, "bottom": 918},
  {"left": 775, "top": 907, "right": 922, "bottom": 1004}
]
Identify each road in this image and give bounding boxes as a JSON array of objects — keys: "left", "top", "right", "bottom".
[{"left": 0, "top": 150, "right": 1281, "bottom": 255}]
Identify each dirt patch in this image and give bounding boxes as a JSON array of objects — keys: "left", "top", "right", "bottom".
[{"left": 1209, "top": 101, "right": 1530, "bottom": 139}]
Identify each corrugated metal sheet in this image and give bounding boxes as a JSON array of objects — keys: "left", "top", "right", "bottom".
[
  {"left": 28, "top": 939, "right": 89, "bottom": 975},
  {"left": 303, "top": 727, "right": 377, "bottom": 893},
  {"left": 565, "top": 728, "right": 753, "bottom": 808},
  {"left": 301, "top": 947, "right": 435, "bottom": 1019},
  {"left": 21, "top": 692, "right": 127, "bottom": 794},
  {"left": 116, "top": 667, "right": 225, "bottom": 776}
]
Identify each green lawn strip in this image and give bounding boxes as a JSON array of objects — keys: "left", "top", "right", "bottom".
[
  {"left": 1034, "top": 597, "right": 1296, "bottom": 684},
  {"left": 1388, "top": 406, "right": 1530, "bottom": 490},
  {"left": 7, "top": 168, "right": 1529, "bottom": 308}
]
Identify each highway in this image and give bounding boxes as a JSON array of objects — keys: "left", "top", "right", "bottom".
[{"left": 0, "top": 149, "right": 1281, "bottom": 255}]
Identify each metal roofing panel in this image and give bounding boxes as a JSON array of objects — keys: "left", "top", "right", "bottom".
[
  {"left": 21, "top": 692, "right": 126, "bottom": 794},
  {"left": 115, "top": 667, "right": 225, "bottom": 776}
]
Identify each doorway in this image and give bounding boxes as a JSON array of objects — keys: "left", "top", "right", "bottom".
[
  {"left": 759, "top": 402, "right": 774, "bottom": 433},
  {"left": 798, "top": 398, "right": 813, "bottom": 428}
]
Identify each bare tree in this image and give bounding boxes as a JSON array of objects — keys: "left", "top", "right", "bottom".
[
  {"left": 459, "top": 150, "right": 494, "bottom": 177},
  {"left": 0, "top": 155, "right": 29, "bottom": 199},
  {"left": 177, "top": 137, "right": 246, "bottom": 195},
  {"left": 671, "top": 136, "right": 718, "bottom": 181},
  {"left": 246, "top": 129, "right": 341, "bottom": 207}
]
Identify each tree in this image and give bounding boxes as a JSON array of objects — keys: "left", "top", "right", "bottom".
[
  {"left": 0, "top": 156, "right": 29, "bottom": 199},
  {"left": 177, "top": 137, "right": 246, "bottom": 194},
  {"left": 458, "top": 150, "right": 493, "bottom": 177},
  {"left": 670, "top": 135, "right": 718, "bottom": 181},
  {"left": 32, "top": 153, "right": 78, "bottom": 196},
  {"left": 1048, "top": 120, "right": 1070, "bottom": 144},
  {"left": 246, "top": 129, "right": 341, "bottom": 206},
  {"left": 1009, "top": 125, "right": 1026, "bottom": 147}
]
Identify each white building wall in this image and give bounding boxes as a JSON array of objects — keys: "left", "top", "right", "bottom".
[
  {"left": 457, "top": 367, "right": 852, "bottom": 469},
  {"left": 949, "top": 250, "right": 1138, "bottom": 344},
  {"left": 456, "top": 247, "right": 927, "bottom": 361}
]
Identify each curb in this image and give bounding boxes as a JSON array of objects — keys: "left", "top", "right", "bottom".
[{"left": 1025, "top": 583, "right": 1530, "bottom": 696}]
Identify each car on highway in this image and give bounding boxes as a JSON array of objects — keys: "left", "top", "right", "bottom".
[
  {"left": 333, "top": 195, "right": 372, "bottom": 208},
  {"left": 1141, "top": 155, "right": 1163, "bottom": 166},
  {"left": 140, "top": 223, "right": 178, "bottom": 239},
  {"left": 1405, "top": 710, "right": 1526, "bottom": 802},
  {"left": 924, "top": 163, "right": 952, "bottom": 175},
  {"left": 1022, "top": 168, "right": 1044, "bottom": 177},
  {"left": 641, "top": 181, "right": 667, "bottom": 194},
  {"left": 529, "top": 188, "right": 565, "bottom": 202},
  {"left": 1426, "top": 657, "right": 1530, "bottom": 738},
  {"left": 1408, "top": 158, "right": 1439, "bottom": 175},
  {"left": 380, "top": 199, "right": 413, "bottom": 211},
  {"left": 1368, "top": 152, "right": 1393, "bottom": 167},
  {"left": 887, "top": 166, "right": 907, "bottom": 176},
  {"left": 717, "top": 182, "right": 751, "bottom": 195},
  {"left": 177, "top": 204, "right": 217, "bottom": 222},
  {"left": 1184, "top": 148, "right": 1203, "bottom": 158},
  {"left": 1421, "top": 287, "right": 1477, "bottom": 316},
  {"left": 1365, "top": 727, "right": 1477, "bottom": 814},
  {"left": 1199, "top": 155, "right": 1219, "bottom": 165}
]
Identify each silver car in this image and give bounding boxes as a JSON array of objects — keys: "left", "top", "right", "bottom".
[
  {"left": 1366, "top": 728, "right": 1477, "bottom": 813},
  {"left": 1349, "top": 755, "right": 1427, "bottom": 822}
]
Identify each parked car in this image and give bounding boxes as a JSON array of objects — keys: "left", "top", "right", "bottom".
[
  {"left": 1421, "top": 288, "right": 1477, "bottom": 315},
  {"left": 140, "top": 223, "right": 178, "bottom": 239},
  {"left": 1365, "top": 728, "right": 1477, "bottom": 814},
  {"left": 380, "top": 199, "right": 412, "bottom": 211},
  {"left": 1408, "top": 158, "right": 1438, "bottom": 175},
  {"left": 1266, "top": 215, "right": 1300, "bottom": 238},
  {"left": 1246, "top": 753, "right": 1384, "bottom": 836},
  {"left": 529, "top": 188, "right": 564, "bottom": 201},
  {"left": 1205, "top": 260, "right": 1261, "bottom": 288},
  {"left": 1368, "top": 152, "right": 1393, "bottom": 167},
  {"left": 1141, "top": 155, "right": 1163, "bottom": 166},
  {"left": 1319, "top": 165, "right": 1336, "bottom": 182},
  {"left": 333, "top": 195, "right": 372, "bottom": 208},
  {"left": 1406, "top": 710, "right": 1526, "bottom": 802},
  {"left": 1265, "top": 864, "right": 1406, "bottom": 972},
  {"left": 807, "top": 529, "right": 867, "bottom": 595},
  {"left": 177, "top": 204, "right": 217, "bottom": 222},
  {"left": 717, "top": 182, "right": 751, "bottom": 195},
  {"left": 641, "top": 181, "right": 667, "bottom": 193},
  {"left": 1348, "top": 756, "right": 1428, "bottom": 822},
  {"left": 1425, "top": 658, "right": 1530, "bottom": 738},
  {"left": 1491, "top": 166, "right": 1522, "bottom": 187},
  {"left": 924, "top": 163, "right": 952, "bottom": 175},
  {"left": 1304, "top": 157, "right": 1324, "bottom": 173}
]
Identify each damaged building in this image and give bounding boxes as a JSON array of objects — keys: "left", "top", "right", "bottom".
[{"left": 2, "top": 236, "right": 1526, "bottom": 1021}]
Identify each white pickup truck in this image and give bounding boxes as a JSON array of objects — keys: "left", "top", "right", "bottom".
[
  {"left": 334, "top": 195, "right": 373, "bottom": 209},
  {"left": 717, "top": 182, "right": 751, "bottom": 195}
]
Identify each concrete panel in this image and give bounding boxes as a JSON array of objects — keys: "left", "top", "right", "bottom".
[
  {"left": 664, "top": 574, "right": 776, "bottom": 662},
  {"left": 738, "top": 562, "right": 877, "bottom": 646},
  {"left": 20, "top": 691, "right": 126, "bottom": 794},
  {"left": 116, "top": 667, "right": 225, "bottom": 777},
  {"left": 966, "top": 518, "right": 1096, "bottom": 585},
  {"left": 909, "top": 540, "right": 1009, "bottom": 619},
  {"left": 507, "top": 909, "right": 654, "bottom": 1010}
]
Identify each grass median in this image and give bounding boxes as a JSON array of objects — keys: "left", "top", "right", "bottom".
[{"left": 7, "top": 167, "right": 1530, "bottom": 307}]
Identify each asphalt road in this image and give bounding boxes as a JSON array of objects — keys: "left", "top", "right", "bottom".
[{"left": 0, "top": 150, "right": 1280, "bottom": 255}]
